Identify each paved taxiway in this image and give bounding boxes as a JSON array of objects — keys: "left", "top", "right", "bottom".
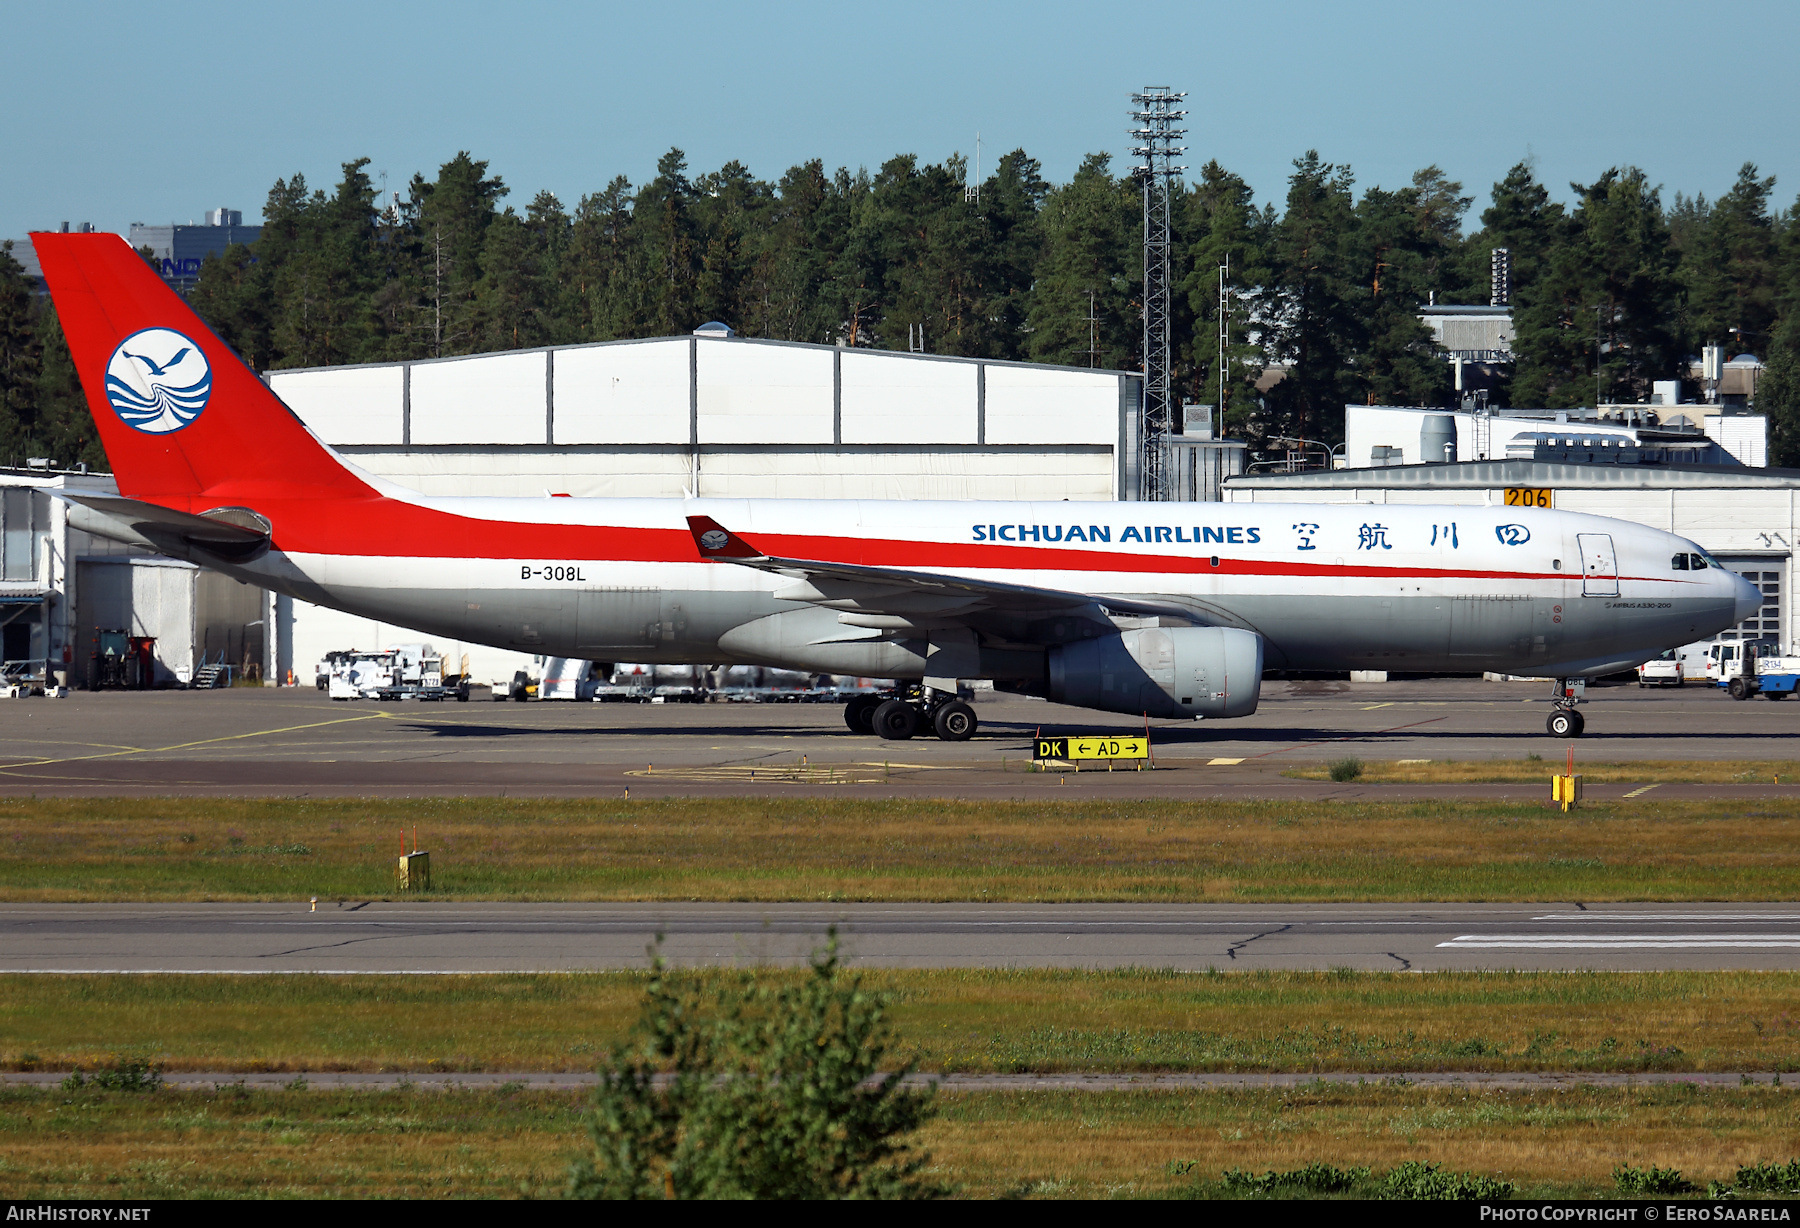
[
  {"left": 2, "top": 678, "right": 1797, "bottom": 798},
  {"left": 9, "top": 903, "right": 1800, "bottom": 972},
  {"left": 2, "top": 1070, "right": 1791, "bottom": 1090}
]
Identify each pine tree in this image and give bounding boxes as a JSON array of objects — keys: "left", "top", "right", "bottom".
[
  {"left": 1179, "top": 160, "right": 1272, "bottom": 435},
  {"left": 472, "top": 188, "right": 574, "bottom": 353},
  {"left": 0, "top": 241, "right": 41, "bottom": 463},
  {"left": 974, "top": 149, "right": 1048, "bottom": 361},
  {"left": 1264, "top": 152, "right": 1362, "bottom": 446},
  {"left": 691, "top": 160, "right": 773, "bottom": 332},
  {"left": 634, "top": 149, "right": 702, "bottom": 336},
  {"left": 567, "top": 936, "right": 946, "bottom": 1200},
  {"left": 1760, "top": 337, "right": 1800, "bottom": 466},
  {"left": 1471, "top": 162, "right": 1568, "bottom": 297},
  {"left": 1678, "top": 163, "right": 1778, "bottom": 357},
  {"left": 863, "top": 152, "right": 994, "bottom": 357},
  {"left": 1771, "top": 192, "right": 1800, "bottom": 355},
  {"left": 1514, "top": 167, "right": 1680, "bottom": 407},
  {"left": 1027, "top": 153, "right": 1138, "bottom": 370},
  {"left": 743, "top": 160, "right": 845, "bottom": 344},
  {"left": 566, "top": 175, "right": 644, "bottom": 342},
  {"left": 818, "top": 166, "right": 881, "bottom": 349},
  {"left": 412, "top": 152, "right": 508, "bottom": 356},
  {"left": 30, "top": 305, "right": 103, "bottom": 470},
  {"left": 1353, "top": 168, "right": 1468, "bottom": 409}
]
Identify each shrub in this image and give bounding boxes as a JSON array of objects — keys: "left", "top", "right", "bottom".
[
  {"left": 1613, "top": 1163, "right": 1696, "bottom": 1195},
  {"left": 1381, "top": 1160, "right": 1514, "bottom": 1200},
  {"left": 566, "top": 931, "right": 948, "bottom": 1200},
  {"left": 1735, "top": 1159, "right": 1800, "bottom": 1193},
  {"left": 1221, "top": 1162, "right": 1372, "bottom": 1195},
  {"left": 1717, "top": 1160, "right": 1800, "bottom": 1196},
  {"left": 62, "top": 1057, "right": 163, "bottom": 1093},
  {"left": 1327, "top": 757, "right": 1364, "bottom": 782}
]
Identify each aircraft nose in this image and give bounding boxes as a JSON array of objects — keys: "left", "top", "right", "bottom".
[{"left": 1732, "top": 571, "right": 1763, "bottom": 624}]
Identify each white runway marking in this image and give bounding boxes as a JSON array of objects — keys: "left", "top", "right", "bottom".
[
  {"left": 1441, "top": 933, "right": 1800, "bottom": 949},
  {"left": 1533, "top": 913, "right": 1800, "bottom": 921}
]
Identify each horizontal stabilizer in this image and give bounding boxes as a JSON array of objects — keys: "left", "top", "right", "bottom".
[{"left": 55, "top": 492, "right": 272, "bottom": 563}]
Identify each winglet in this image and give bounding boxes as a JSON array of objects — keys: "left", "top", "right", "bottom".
[{"left": 686, "top": 514, "right": 764, "bottom": 561}]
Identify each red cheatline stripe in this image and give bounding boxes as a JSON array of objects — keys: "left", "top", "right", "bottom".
[{"left": 235, "top": 495, "right": 1689, "bottom": 586}]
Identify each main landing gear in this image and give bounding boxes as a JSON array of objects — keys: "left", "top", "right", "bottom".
[
  {"left": 1545, "top": 676, "right": 1586, "bottom": 738},
  {"left": 844, "top": 687, "right": 978, "bottom": 742}
]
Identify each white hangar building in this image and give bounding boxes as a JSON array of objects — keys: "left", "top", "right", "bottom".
[
  {"left": 0, "top": 468, "right": 266, "bottom": 691},
  {"left": 262, "top": 331, "right": 1147, "bottom": 685}
]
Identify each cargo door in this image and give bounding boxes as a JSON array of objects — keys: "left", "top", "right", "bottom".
[
  {"left": 1449, "top": 596, "right": 1532, "bottom": 659},
  {"left": 1577, "top": 533, "right": 1619, "bottom": 597},
  {"left": 575, "top": 587, "right": 659, "bottom": 654}
]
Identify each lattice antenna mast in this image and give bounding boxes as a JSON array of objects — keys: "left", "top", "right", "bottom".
[
  {"left": 1131, "top": 87, "right": 1186, "bottom": 500},
  {"left": 1217, "top": 252, "right": 1231, "bottom": 430}
]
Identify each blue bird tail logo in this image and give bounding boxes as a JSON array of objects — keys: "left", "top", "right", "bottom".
[{"left": 104, "top": 327, "right": 212, "bottom": 434}]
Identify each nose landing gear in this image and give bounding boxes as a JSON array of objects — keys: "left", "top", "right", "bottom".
[
  {"left": 1546, "top": 707, "right": 1584, "bottom": 737},
  {"left": 1546, "top": 677, "right": 1586, "bottom": 737},
  {"left": 848, "top": 686, "right": 979, "bottom": 741}
]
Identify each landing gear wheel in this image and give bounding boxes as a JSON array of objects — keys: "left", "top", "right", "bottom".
[
  {"left": 844, "top": 694, "right": 881, "bottom": 733},
  {"left": 932, "top": 699, "right": 978, "bottom": 741},
  {"left": 1729, "top": 677, "right": 1752, "bottom": 700},
  {"left": 871, "top": 698, "right": 919, "bottom": 741},
  {"left": 1546, "top": 709, "right": 1584, "bottom": 738}
]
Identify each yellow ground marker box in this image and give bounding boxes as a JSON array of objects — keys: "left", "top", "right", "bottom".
[{"left": 1034, "top": 736, "right": 1150, "bottom": 770}]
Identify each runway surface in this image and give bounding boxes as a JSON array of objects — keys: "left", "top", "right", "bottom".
[
  {"left": 2, "top": 678, "right": 1797, "bottom": 798},
  {"left": 10, "top": 902, "right": 1800, "bottom": 972}
]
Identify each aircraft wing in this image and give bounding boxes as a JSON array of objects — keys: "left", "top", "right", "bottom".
[{"left": 685, "top": 513, "right": 1199, "bottom": 636}]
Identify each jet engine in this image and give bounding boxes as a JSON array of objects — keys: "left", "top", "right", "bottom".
[{"left": 1048, "top": 626, "right": 1263, "bottom": 719}]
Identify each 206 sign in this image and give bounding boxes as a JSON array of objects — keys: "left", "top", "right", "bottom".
[{"left": 1503, "top": 487, "right": 1553, "bottom": 508}]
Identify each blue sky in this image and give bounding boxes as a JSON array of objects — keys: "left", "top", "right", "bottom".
[{"left": 7, "top": 0, "right": 1797, "bottom": 239}]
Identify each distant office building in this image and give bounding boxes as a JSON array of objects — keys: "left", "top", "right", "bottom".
[
  {"left": 1687, "top": 350, "right": 1765, "bottom": 411},
  {"left": 1346, "top": 402, "right": 1767, "bottom": 471},
  {"left": 5, "top": 223, "right": 98, "bottom": 290},
  {"left": 127, "top": 209, "right": 260, "bottom": 293}
]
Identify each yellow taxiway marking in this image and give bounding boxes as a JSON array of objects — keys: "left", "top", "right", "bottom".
[
  {"left": 0, "top": 713, "right": 388, "bottom": 770},
  {"left": 1208, "top": 758, "right": 1245, "bottom": 766},
  {"left": 625, "top": 764, "right": 888, "bottom": 784},
  {"left": 1623, "top": 784, "right": 1661, "bottom": 798},
  {"left": 1361, "top": 702, "right": 1396, "bottom": 710}
]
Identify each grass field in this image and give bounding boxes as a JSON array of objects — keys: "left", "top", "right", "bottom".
[
  {"left": 8, "top": 969, "right": 1800, "bottom": 1074},
  {"left": 2, "top": 1083, "right": 1796, "bottom": 1199},
  {"left": 1284, "top": 758, "right": 1800, "bottom": 784},
  {"left": 4, "top": 795, "right": 1800, "bottom": 901}
]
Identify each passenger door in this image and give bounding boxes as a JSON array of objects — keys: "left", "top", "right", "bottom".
[{"left": 1576, "top": 533, "right": 1619, "bottom": 597}]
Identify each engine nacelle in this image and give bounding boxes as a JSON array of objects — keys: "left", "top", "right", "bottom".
[{"left": 1048, "top": 626, "right": 1263, "bottom": 719}]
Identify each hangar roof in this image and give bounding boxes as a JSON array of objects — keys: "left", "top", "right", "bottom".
[{"left": 1227, "top": 458, "right": 1800, "bottom": 491}]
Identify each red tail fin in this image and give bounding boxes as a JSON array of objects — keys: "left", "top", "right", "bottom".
[{"left": 32, "top": 233, "right": 372, "bottom": 508}]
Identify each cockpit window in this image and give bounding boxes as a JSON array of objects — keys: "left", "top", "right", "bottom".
[
  {"left": 1672, "top": 554, "right": 1691, "bottom": 571},
  {"left": 1693, "top": 548, "right": 1719, "bottom": 569}
]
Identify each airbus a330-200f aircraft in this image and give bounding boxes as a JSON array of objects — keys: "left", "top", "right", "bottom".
[{"left": 34, "top": 233, "right": 1759, "bottom": 741}]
